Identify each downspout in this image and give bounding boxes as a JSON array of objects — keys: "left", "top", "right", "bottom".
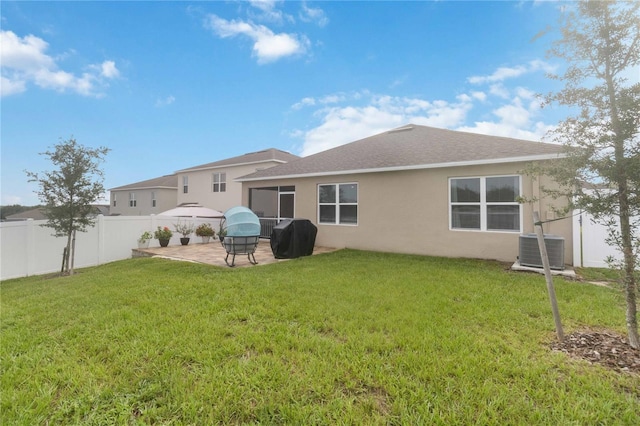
[{"left": 579, "top": 210, "right": 584, "bottom": 268}]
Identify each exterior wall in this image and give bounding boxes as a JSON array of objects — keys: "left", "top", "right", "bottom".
[
  {"left": 177, "top": 161, "right": 283, "bottom": 213},
  {"left": 110, "top": 188, "right": 177, "bottom": 216},
  {"left": 242, "top": 162, "right": 574, "bottom": 264}
]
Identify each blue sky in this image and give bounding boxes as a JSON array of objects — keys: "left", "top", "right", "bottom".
[{"left": 1, "top": 0, "right": 569, "bottom": 206}]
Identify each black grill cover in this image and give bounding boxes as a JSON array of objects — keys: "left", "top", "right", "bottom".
[{"left": 270, "top": 219, "right": 317, "bottom": 259}]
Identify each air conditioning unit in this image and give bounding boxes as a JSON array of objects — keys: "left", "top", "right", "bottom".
[{"left": 519, "top": 234, "right": 565, "bottom": 270}]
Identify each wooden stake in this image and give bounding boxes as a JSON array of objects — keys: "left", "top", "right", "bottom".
[{"left": 533, "top": 211, "right": 564, "bottom": 342}]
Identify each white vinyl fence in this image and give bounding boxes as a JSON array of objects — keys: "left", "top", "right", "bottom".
[
  {"left": 572, "top": 210, "right": 638, "bottom": 268},
  {"left": 0, "top": 215, "right": 220, "bottom": 281}
]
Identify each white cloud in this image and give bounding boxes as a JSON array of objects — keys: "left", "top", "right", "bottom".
[
  {"left": 155, "top": 95, "right": 175, "bottom": 107},
  {"left": 249, "top": 0, "right": 279, "bottom": 13},
  {"left": 528, "top": 58, "right": 557, "bottom": 74},
  {"left": 292, "top": 96, "right": 316, "bottom": 110},
  {"left": 515, "top": 86, "right": 535, "bottom": 99},
  {"left": 319, "top": 93, "right": 346, "bottom": 104},
  {"left": 456, "top": 95, "right": 554, "bottom": 141},
  {"left": 299, "top": 2, "right": 329, "bottom": 27},
  {"left": 468, "top": 65, "right": 528, "bottom": 84},
  {"left": 247, "top": 0, "right": 292, "bottom": 24},
  {"left": 300, "top": 106, "right": 402, "bottom": 156},
  {"left": 1, "top": 31, "right": 55, "bottom": 70},
  {"left": 206, "top": 14, "right": 309, "bottom": 64},
  {"left": 0, "top": 30, "right": 119, "bottom": 97},
  {"left": 494, "top": 100, "right": 531, "bottom": 128},
  {"left": 1, "top": 75, "right": 26, "bottom": 96},
  {"left": 470, "top": 91, "right": 487, "bottom": 102},
  {"left": 291, "top": 92, "right": 350, "bottom": 110},
  {"left": 468, "top": 59, "right": 556, "bottom": 84},
  {"left": 32, "top": 68, "right": 95, "bottom": 96},
  {"left": 290, "top": 57, "right": 560, "bottom": 157},
  {"left": 99, "top": 60, "right": 120, "bottom": 78},
  {"left": 489, "top": 83, "right": 510, "bottom": 99},
  {"left": 293, "top": 78, "right": 558, "bottom": 156},
  {"left": 297, "top": 94, "right": 474, "bottom": 156},
  {"left": 456, "top": 120, "right": 554, "bottom": 142}
]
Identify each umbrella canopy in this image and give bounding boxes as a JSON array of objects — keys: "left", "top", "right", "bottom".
[
  {"left": 222, "top": 206, "right": 261, "bottom": 236},
  {"left": 158, "top": 203, "right": 224, "bottom": 218}
]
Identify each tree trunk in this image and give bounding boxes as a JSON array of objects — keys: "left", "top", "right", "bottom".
[
  {"left": 603, "top": 19, "right": 639, "bottom": 348},
  {"left": 64, "top": 231, "right": 72, "bottom": 275},
  {"left": 618, "top": 191, "right": 639, "bottom": 348},
  {"left": 70, "top": 230, "right": 76, "bottom": 276}
]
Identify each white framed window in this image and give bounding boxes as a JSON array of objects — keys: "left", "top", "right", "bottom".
[
  {"left": 183, "top": 176, "right": 189, "bottom": 194},
  {"left": 112, "top": 193, "right": 117, "bottom": 207},
  {"left": 318, "top": 183, "right": 358, "bottom": 225},
  {"left": 129, "top": 192, "right": 137, "bottom": 208},
  {"left": 212, "top": 172, "right": 226, "bottom": 193},
  {"left": 151, "top": 191, "right": 156, "bottom": 208},
  {"left": 449, "top": 175, "right": 521, "bottom": 232}
]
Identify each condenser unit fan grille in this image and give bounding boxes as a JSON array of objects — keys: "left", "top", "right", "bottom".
[{"left": 519, "top": 234, "right": 565, "bottom": 270}]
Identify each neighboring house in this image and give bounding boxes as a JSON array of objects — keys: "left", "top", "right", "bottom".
[
  {"left": 109, "top": 174, "right": 178, "bottom": 216},
  {"left": 4, "top": 205, "right": 110, "bottom": 221},
  {"left": 4, "top": 208, "right": 48, "bottom": 221},
  {"left": 238, "top": 124, "right": 572, "bottom": 264},
  {"left": 175, "top": 148, "right": 299, "bottom": 213}
]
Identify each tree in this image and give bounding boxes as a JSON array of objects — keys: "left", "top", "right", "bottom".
[
  {"left": 26, "top": 138, "right": 110, "bottom": 275},
  {"left": 540, "top": 1, "right": 640, "bottom": 348}
]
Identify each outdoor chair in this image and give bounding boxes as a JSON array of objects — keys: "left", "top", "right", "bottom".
[{"left": 222, "top": 235, "right": 259, "bottom": 267}]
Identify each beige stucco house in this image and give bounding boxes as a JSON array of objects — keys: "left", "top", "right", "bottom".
[
  {"left": 175, "top": 148, "right": 299, "bottom": 213},
  {"left": 238, "top": 124, "right": 572, "bottom": 265},
  {"left": 109, "top": 174, "right": 178, "bottom": 216}
]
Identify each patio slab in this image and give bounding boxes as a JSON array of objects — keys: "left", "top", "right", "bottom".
[{"left": 132, "top": 239, "right": 337, "bottom": 268}]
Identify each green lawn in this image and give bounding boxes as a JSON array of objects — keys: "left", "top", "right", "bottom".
[{"left": 2, "top": 250, "right": 638, "bottom": 424}]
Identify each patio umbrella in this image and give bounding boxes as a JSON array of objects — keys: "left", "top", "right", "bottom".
[{"left": 158, "top": 203, "right": 224, "bottom": 218}]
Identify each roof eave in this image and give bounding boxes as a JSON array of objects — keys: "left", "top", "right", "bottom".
[
  {"left": 236, "top": 153, "right": 564, "bottom": 182},
  {"left": 176, "top": 159, "right": 289, "bottom": 173},
  {"left": 109, "top": 186, "right": 178, "bottom": 191}
]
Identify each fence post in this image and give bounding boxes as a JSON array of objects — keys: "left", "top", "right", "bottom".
[
  {"left": 26, "top": 219, "right": 35, "bottom": 276},
  {"left": 97, "top": 214, "right": 105, "bottom": 265}
]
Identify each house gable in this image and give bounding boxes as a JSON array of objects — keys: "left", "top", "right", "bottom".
[
  {"left": 109, "top": 174, "right": 178, "bottom": 216},
  {"left": 176, "top": 148, "right": 300, "bottom": 213}
]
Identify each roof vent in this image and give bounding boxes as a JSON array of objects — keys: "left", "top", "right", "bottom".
[{"left": 387, "top": 125, "right": 414, "bottom": 134}]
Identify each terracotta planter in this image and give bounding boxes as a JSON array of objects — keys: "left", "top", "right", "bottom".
[
  {"left": 180, "top": 237, "right": 190, "bottom": 246},
  {"left": 159, "top": 238, "right": 170, "bottom": 247}
]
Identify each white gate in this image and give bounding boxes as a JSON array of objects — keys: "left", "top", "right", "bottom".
[{"left": 573, "top": 210, "right": 638, "bottom": 268}]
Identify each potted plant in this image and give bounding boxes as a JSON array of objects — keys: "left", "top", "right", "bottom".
[
  {"left": 174, "top": 221, "right": 195, "bottom": 245},
  {"left": 195, "top": 223, "right": 215, "bottom": 244},
  {"left": 154, "top": 226, "right": 173, "bottom": 247},
  {"left": 137, "top": 231, "right": 153, "bottom": 249}
]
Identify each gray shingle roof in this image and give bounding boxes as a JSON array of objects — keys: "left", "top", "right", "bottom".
[
  {"left": 238, "top": 125, "right": 564, "bottom": 181},
  {"left": 176, "top": 148, "right": 300, "bottom": 172},
  {"left": 4, "top": 208, "right": 48, "bottom": 221},
  {"left": 4, "top": 205, "right": 110, "bottom": 220},
  {"left": 109, "top": 174, "right": 178, "bottom": 191}
]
